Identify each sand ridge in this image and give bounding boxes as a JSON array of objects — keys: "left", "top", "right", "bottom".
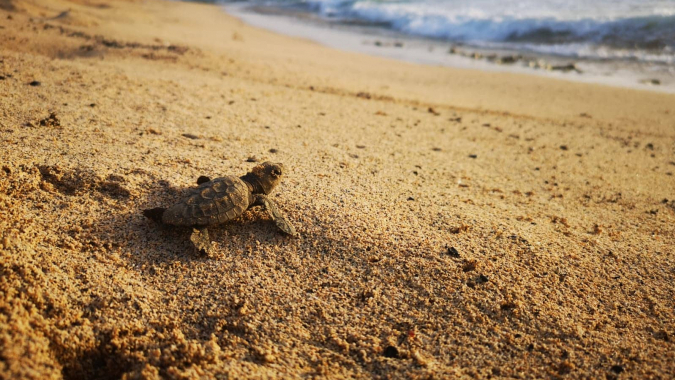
[{"left": 1, "top": 0, "right": 674, "bottom": 378}]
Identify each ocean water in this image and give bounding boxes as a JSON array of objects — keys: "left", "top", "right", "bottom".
[{"left": 220, "top": 0, "right": 675, "bottom": 64}]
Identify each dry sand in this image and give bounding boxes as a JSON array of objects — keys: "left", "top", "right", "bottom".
[{"left": 1, "top": 0, "right": 674, "bottom": 378}]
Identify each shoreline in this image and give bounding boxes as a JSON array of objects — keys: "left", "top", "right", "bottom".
[
  {"left": 224, "top": 2, "right": 675, "bottom": 94},
  {"left": 1, "top": 0, "right": 674, "bottom": 378}
]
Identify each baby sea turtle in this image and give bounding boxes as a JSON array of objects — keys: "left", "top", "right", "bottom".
[{"left": 143, "top": 162, "right": 297, "bottom": 253}]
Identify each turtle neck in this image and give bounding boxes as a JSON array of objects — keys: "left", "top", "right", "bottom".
[{"left": 241, "top": 173, "right": 265, "bottom": 194}]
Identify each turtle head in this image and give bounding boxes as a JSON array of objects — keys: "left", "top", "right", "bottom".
[{"left": 242, "top": 161, "right": 285, "bottom": 195}]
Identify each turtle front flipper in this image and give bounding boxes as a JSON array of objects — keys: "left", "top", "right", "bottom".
[
  {"left": 253, "top": 195, "right": 297, "bottom": 237},
  {"left": 190, "top": 227, "right": 213, "bottom": 255}
]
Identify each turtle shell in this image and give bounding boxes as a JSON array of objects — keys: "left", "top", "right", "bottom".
[{"left": 161, "top": 176, "right": 252, "bottom": 226}]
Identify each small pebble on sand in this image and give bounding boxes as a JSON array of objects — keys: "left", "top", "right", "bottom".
[
  {"left": 383, "top": 346, "right": 400, "bottom": 358},
  {"left": 445, "top": 247, "right": 460, "bottom": 258}
]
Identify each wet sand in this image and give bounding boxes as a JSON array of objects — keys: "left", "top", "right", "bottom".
[
  {"left": 1, "top": 0, "right": 674, "bottom": 378},
  {"left": 225, "top": 3, "right": 675, "bottom": 94}
]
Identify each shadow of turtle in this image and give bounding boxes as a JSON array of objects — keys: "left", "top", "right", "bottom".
[
  {"left": 91, "top": 174, "right": 298, "bottom": 271},
  {"left": 85, "top": 175, "right": 201, "bottom": 266}
]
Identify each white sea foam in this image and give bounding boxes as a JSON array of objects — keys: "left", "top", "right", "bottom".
[
  {"left": 243, "top": 0, "right": 675, "bottom": 62},
  {"left": 223, "top": 1, "right": 675, "bottom": 92}
]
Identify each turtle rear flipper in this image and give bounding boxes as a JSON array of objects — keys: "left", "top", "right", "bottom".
[
  {"left": 143, "top": 207, "right": 166, "bottom": 223},
  {"left": 190, "top": 227, "right": 213, "bottom": 255},
  {"left": 253, "top": 195, "right": 297, "bottom": 237}
]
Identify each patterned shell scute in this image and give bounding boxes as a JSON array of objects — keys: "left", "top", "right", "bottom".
[{"left": 162, "top": 176, "right": 251, "bottom": 226}]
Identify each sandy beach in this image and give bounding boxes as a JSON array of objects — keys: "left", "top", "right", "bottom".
[{"left": 1, "top": 0, "right": 674, "bottom": 378}]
